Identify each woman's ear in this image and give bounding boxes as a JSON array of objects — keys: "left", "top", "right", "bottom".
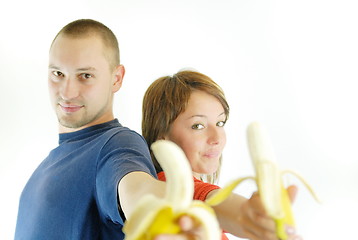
[{"left": 157, "top": 135, "right": 168, "bottom": 140}]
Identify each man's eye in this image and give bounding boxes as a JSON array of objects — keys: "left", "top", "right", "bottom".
[
  {"left": 192, "top": 124, "right": 205, "bottom": 130},
  {"left": 80, "top": 73, "right": 92, "bottom": 79},
  {"left": 217, "top": 121, "right": 226, "bottom": 127},
  {"left": 53, "top": 71, "right": 63, "bottom": 77}
]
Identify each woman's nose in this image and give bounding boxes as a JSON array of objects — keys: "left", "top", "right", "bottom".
[{"left": 207, "top": 127, "right": 222, "bottom": 145}]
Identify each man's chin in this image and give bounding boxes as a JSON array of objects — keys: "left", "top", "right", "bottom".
[{"left": 58, "top": 117, "right": 88, "bottom": 129}]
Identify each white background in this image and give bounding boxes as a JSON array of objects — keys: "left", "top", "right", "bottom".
[{"left": 1, "top": 0, "right": 357, "bottom": 239}]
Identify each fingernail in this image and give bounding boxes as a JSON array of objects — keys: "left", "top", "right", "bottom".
[{"left": 285, "top": 226, "right": 296, "bottom": 235}]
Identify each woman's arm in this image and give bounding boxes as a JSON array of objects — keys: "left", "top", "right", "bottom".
[
  {"left": 208, "top": 189, "right": 277, "bottom": 240},
  {"left": 208, "top": 185, "right": 300, "bottom": 240}
]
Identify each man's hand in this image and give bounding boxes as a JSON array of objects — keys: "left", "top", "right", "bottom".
[{"left": 154, "top": 215, "right": 203, "bottom": 240}]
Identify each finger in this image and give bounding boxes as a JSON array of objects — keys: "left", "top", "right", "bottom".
[
  {"left": 241, "top": 229, "right": 277, "bottom": 240},
  {"left": 247, "top": 192, "right": 277, "bottom": 230},
  {"left": 288, "top": 235, "right": 303, "bottom": 240},
  {"left": 239, "top": 230, "right": 261, "bottom": 240},
  {"left": 175, "top": 215, "right": 202, "bottom": 240},
  {"left": 285, "top": 225, "right": 296, "bottom": 235},
  {"left": 178, "top": 215, "right": 196, "bottom": 232},
  {"left": 286, "top": 185, "right": 298, "bottom": 204},
  {"left": 241, "top": 220, "right": 278, "bottom": 240},
  {"left": 244, "top": 192, "right": 280, "bottom": 239},
  {"left": 250, "top": 192, "right": 267, "bottom": 215},
  {"left": 154, "top": 234, "right": 188, "bottom": 240},
  {"left": 249, "top": 216, "right": 276, "bottom": 239},
  {"left": 238, "top": 207, "right": 276, "bottom": 239},
  {"left": 154, "top": 232, "right": 200, "bottom": 240},
  {"left": 283, "top": 225, "right": 305, "bottom": 240},
  {"left": 287, "top": 233, "right": 303, "bottom": 240}
]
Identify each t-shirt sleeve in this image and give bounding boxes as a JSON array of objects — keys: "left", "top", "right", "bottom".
[
  {"left": 157, "top": 171, "right": 220, "bottom": 201},
  {"left": 193, "top": 178, "right": 221, "bottom": 201},
  {"left": 96, "top": 130, "right": 156, "bottom": 225}
]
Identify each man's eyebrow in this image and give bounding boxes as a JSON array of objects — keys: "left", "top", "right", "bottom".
[
  {"left": 76, "top": 67, "right": 96, "bottom": 71},
  {"left": 47, "top": 65, "right": 96, "bottom": 71}
]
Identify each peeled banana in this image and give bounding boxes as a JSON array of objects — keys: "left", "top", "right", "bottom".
[
  {"left": 123, "top": 123, "right": 320, "bottom": 240},
  {"left": 123, "top": 140, "right": 221, "bottom": 240},
  {"left": 206, "top": 122, "right": 320, "bottom": 240}
]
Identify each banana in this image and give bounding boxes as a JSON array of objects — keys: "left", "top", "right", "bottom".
[
  {"left": 123, "top": 123, "right": 320, "bottom": 239},
  {"left": 206, "top": 122, "right": 320, "bottom": 239},
  {"left": 123, "top": 140, "right": 221, "bottom": 240}
]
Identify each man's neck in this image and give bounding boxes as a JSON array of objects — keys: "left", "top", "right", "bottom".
[{"left": 58, "top": 115, "right": 115, "bottom": 133}]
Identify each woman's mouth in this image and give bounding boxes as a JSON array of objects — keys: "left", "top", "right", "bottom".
[{"left": 203, "top": 151, "right": 221, "bottom": 159}]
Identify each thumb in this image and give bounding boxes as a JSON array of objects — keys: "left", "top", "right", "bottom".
[{"left": 286, "top": 185, "right": 298, "bottom": 204}]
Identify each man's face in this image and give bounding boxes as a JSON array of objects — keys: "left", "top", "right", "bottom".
[{"left": 48, "top": 34, "right": 122, "bottom": 132}]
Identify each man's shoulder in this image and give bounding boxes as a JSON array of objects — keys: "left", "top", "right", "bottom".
[
  {"left": 104, "top": 125, "right": 144, "bottom": 141},
  {"left": 102, "top": 126, "right": 148, "bottom": 151}
]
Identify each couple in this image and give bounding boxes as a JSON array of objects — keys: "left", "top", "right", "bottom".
[{"left": 15, "top": 19, "right": 301, "bottom": 240}]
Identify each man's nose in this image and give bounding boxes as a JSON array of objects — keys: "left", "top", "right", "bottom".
[{"left": 60, "top": 77, "right": 79, "bottom": 100}]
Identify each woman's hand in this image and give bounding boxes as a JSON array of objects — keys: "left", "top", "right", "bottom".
[{"left": 210, "top": 185, "right": 303, "bottom": 240}]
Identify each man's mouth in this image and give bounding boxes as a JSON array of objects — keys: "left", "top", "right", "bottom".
[{"left": 59, "top": 103, "right": 83, "bottom": 113}]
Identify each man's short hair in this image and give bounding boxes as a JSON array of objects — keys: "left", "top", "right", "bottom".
[{"left": 51, "top": 19, "right": 120, "bottom": 69}]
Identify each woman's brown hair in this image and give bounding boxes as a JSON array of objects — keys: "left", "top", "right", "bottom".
[{"left": 142, "top": 70, "right": 230, "bottom": 183}]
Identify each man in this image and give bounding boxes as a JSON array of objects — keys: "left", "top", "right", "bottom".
[{"left": 15, "top": 19, "right": 201, "bottom": 240}]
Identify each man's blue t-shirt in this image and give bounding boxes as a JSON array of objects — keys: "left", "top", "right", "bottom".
[{"left": 15, "top": 119, "right": 157, "bottom": 239}]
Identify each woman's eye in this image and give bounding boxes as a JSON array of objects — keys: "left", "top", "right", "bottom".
[
  {"left": 80, "top": 73, "right": 92, "bottom": 80},
  {"left": 192, "top": 124, "right": 205, "bottom": 130},
  {"left": 53, "top": 71, "right": 63, "bottom": 77},
  {"left": 217, "top": 121, "right": 226, "bottom": 127}
]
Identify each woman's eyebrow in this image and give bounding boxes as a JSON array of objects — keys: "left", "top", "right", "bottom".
[
  {"left": 186, "top": 112, "right": 226, "bottom": 120},
  {"left": 48, "top": 64, "right": 59, "bottom": 69},
  {"left": 186, "top": 114, "right": 206, "bottom": 120},
  {"left": 218, "top": 112, "right": 226, "bottom": 117}
]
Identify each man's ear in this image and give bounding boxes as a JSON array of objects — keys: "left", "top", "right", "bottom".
[{"left": 112, "top": 64, "right": 125, "bottom": 93}]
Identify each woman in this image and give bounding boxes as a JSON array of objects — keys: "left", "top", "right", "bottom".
[{"left": 142, "top": 70, "right": 301, "bottom": 240}]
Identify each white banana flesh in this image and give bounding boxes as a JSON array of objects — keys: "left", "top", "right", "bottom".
[
  {"left": 123, "top": 140, "right": 221, "bottom": 240},
  {"left": 151, "top": 140, "right": 194, "bottom": 211},
  {"left": 247, "top": 122, "right": 287, "bottom": 219},
  {"left": 247, "top": 122, "right": 295, "bottom": 238}
]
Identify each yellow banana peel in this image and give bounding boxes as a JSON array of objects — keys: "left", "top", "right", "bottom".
[
  {"left": 206, "top": 122, "right": 321, "bottom": 239},
  {"left": 123, "top": 140, "right": 221, "bottom": 240},
  {"left": 123, "top": 123, "right": 320, "bottom": 240}
]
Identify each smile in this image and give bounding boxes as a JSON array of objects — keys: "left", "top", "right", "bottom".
[
  {"left": 203, "top": 151, "right": 221, "bottom": 159},
  {"left": 59, "top": 103, "right": 83, "bottom": 113}
]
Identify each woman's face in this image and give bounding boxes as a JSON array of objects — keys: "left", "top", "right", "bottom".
[{"left": 164, "top": 90, "right": 227, "bottom": 177}]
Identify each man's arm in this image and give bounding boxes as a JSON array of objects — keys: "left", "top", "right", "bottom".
[
  {"left": 118, "top": 171, "right": 206, "bottom": 240},
  {"left": 118, "top": 171, "right": 165, "bottom": 218}
]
